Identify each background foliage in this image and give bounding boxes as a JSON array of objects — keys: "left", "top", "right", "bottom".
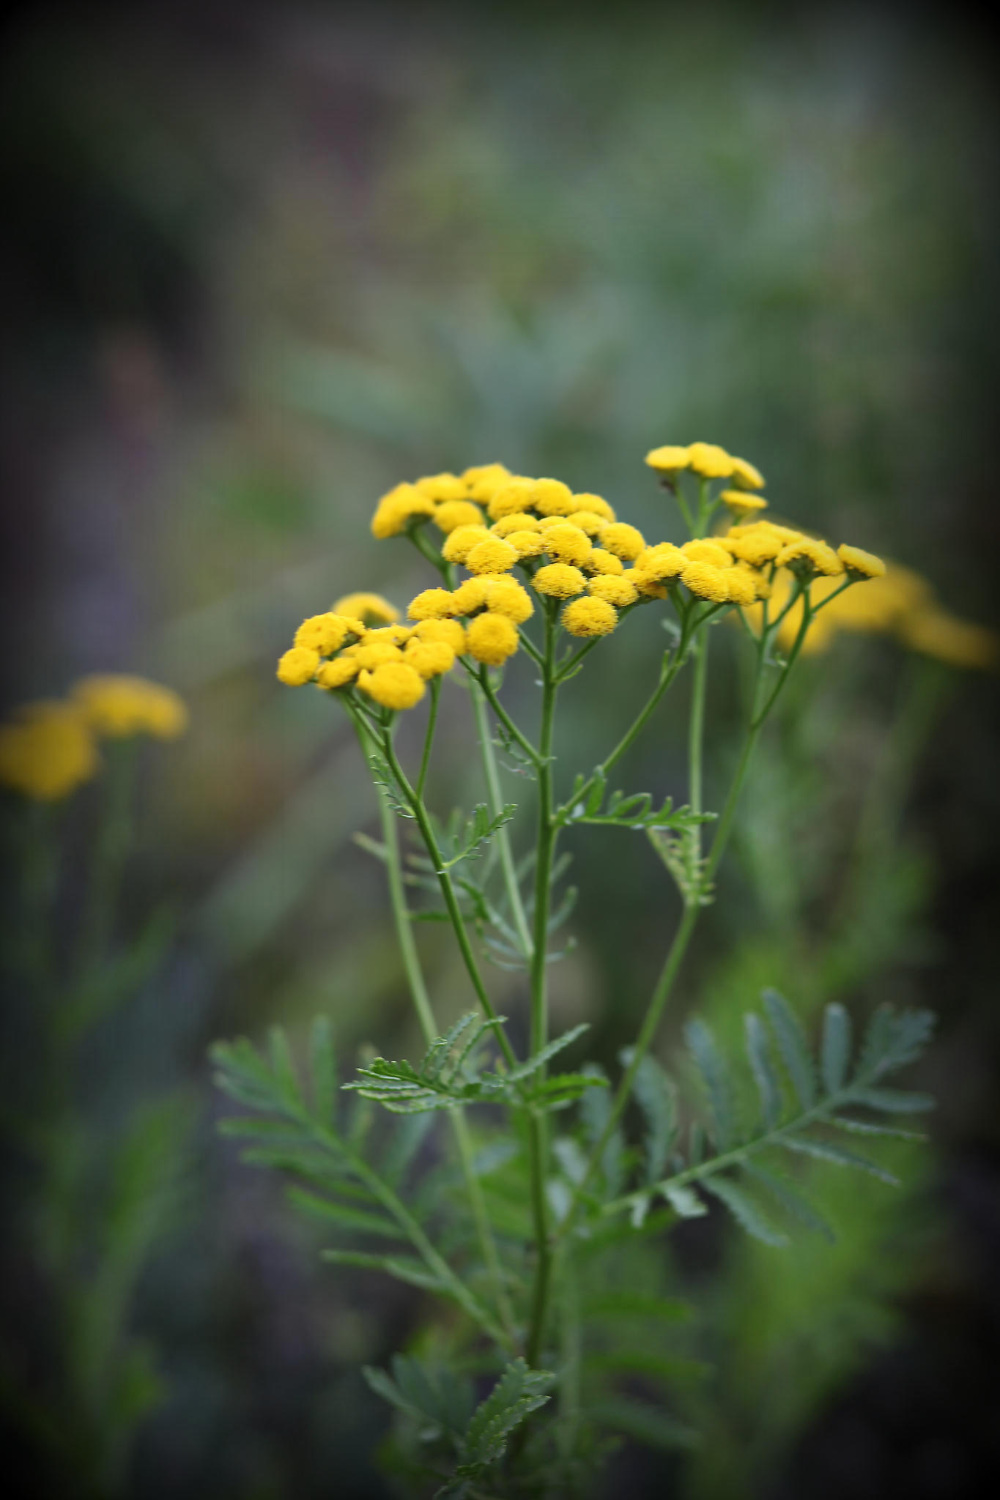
[{"left": 1, "top": 2, "right": 999, "bottom": 1496}]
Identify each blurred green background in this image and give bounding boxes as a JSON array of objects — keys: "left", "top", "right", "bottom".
[{"left": 2, "top": 2, "right": 999, "bottom": 1497}]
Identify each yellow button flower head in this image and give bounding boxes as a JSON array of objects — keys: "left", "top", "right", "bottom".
[
  {"left": 483, "top": 576, "right": 534, "bottom": 622},
  {"left": 599, "top": 523, "right": 646, "bottom": 562},
  {"left": 316, "top": 657, "right": 360, "bottom": 689},
  {"left": 504, "top": 529, "right": 546, "bottom": 559},
  {"left": 491, "top": 511, "right": 540, "bottom": 536},
  {"left": 565, "top": 511, "right": 607, "bottom": 536},
  {"left": 441, "top": 524, "right": 490, "bottom": 564},
  {"left": 586, "top": 548, "right": 625, "bottom": 576},
  {"left": 645, "top": 444, "right": 691, "bottom": 474},
  {"left": 681, "top": 561, "right": 733, "bottom": 603},
  {"left": 466, "top": 536, "right": 520, "bottom": 575},
  {"left": 352, "top": 641, "right": 405, "bottom": 670},
  {"left": 624, "top": 569, "right": 667, "bottom": 598},
  {"left": 466, "top": 612, "right": 519, "bottom": 665},
  {"left": 332, "top": 593, "right": 400, "bottom": 625},
  {"left": 728, "top": 456, "right": 766, "bottom": 490},
  {"left": 433, "top": 499, "right": 486, "bottom": 533},
  {"left": 533, "top": 563, "right": 587, "bottom": 598},
  {"left": 294, "top": 613, "right": 354, "bottom": 655},
  {"left": 588, "top": 574, "right": 638, "bottom": 607},
  {"left": 724, "top": 569, "right": 758, "bottom": 607},
  {"left": 687, "top": 442, "right": 736, "bottom": 479},
  {"left": 776, "top": 537, "right": 844, "bottom": 577},
  {"left": 562, "top": 597, "right": 618, "bottom": 637},
  {"left": 414, "top": 618, "right": 467, "bottom": 653},
  {"left": 531, "top": 478, "right": 576, "bottom": 517},
  {"left": 725, "top": 527, "right": 784, "bottom": 566},
  {"left": 720, "top": 489, "right": 768, "bottom": 514},
  {"left": 838, "top": 544, "right": 886, "bottom": 578},
  {"left": 415, "top": 472, "right": 467, "bottom": 503},
  {"left": 681, "top": 539, "right": 733, "bottom": 569},
  {"left": 463, "top": 462, "right": 512, "bottom": 502},
  {"left": 405, "top": 639, "right": 456, "bottom": 678},
  {"left": 364, "top": 624, "right": 413, "bottom": 645},
  {"left": 408, "top": 588, "right": 457, "bottom": 621},
  {"left": 570, "top": 493, "right": 616, "bottom": 522},
  {"left": 451, "top": 576, "right": 495, "bottom": 615},
  {"left": 358, "top": 661, "right": 426, "bottom": 710},
  {"left": 371, "top": 482, "right": 436, "bottom": 539},
  {"left": 542, "top": 522, "right": 592, "bottom": 567},
  {"left": 487, "top": 478, "right": 536, "bottom": 520},
  {"left": 0, "top": 701, "right": 99, "bottom": 801},
  {"left": 634, "top": 542, "right": 685, "bottom": 580},
  {"left": 74, "top": 675, "right": 188, "bottom": 739},
  {"left": 277, "top": 647, "right": 320, "bottom": 686}
]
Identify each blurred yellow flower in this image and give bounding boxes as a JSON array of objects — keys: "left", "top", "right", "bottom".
[
  {"left": 0, "top": 701, "right": 99, "bottom": 801},
  {"left": 331, "top": 593, "right": 400, "bottom": 625},
  {"left": 74, "top": 675, "right": 188, "bottom": 739},
  {"left": 277, "top": 648, "right": 320, "bottom": 685}
]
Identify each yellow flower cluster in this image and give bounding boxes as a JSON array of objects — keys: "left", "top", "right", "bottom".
[
  {"left": 276, "top": 603, "right": 463, "bottom": 711},
  {"left": 0, "top": 674, "right": 188, "bottom": 801},
  {"left": 645, "top": 442, "right": 765, "bottom": 491},
  {"left": 761, "top": 561, "right": 998, "bottom": 669}
]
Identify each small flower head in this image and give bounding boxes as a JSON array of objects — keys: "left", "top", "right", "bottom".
[
  {"left": 358, "top": 661, "right": 426, "bottom": 710},
  {"left": 586, "top": 547, "right": 625, "bottom": 576},
  {"left": 483, "top": 576, "right": 534, "bottom": 622},
  {"left": 415, "top": 472, "right": 467, "bottom": 503},
  {"left": 776, "top": 537, "right": 844, "bottom": 577},
  {"left": 634, "top": 542, "right": 685, "bottom": 580},
  {"left": 371, "top": 483, "right": 436, "bottom": 538},
  {"left": 680, "top": 560, "right": 733, "bottom": 603},
  {"left": 720, "top": 489, "right": 768, "bottom": 514},
  {"left": 466, "top": 612, "right": 520, "bottom": 665},
  {"left": 723, "top": 568, "right": 758, "bottom": 607},
  {"left": 0, "top": 701, "right": 99, "bottom": 801},
  {"left": 599, "top": 523, "right": 646, "bottom": 562},
  {"left": 332, "top": 593, "right": 400, "bottom": 625},
  {"left": 725, "top": 527, "right": 783, "bottom": 566},
  {"left": 364, "top": 624, "right": 413, "bottom": 645},
  {"left": 533, "top": 563, "right": 587, "bottom": 598},
  {"left": 626, "top": 570, "right": 668, "bottom": 599},
  {"left": 294, "top": 613, "right": 354, "bottom": 655},
  {"left": 838, "top": 544, "right": 886, "bottom": 579},
  {"left": 74, "top": 675, "right": 188, "bottom": 739},
  {"left": 405, "top": 639, "right": 456, "bottom": 678},
  {"left": 352, "top": 641, "right": 405, "bottom": 670},
  {"left": 570, "top": 493, "right": 616, "bottom": 522},
  {"left": 491, "top": 511, "right": 540, "bottom": 537},
  {"left": 316, "top": 657, "right": 360, "bottom": 689},
  {"left": 531, "top": 478, "right": 577, "bottom": 516},
  {"left": 588, "top": 574, "right": 638, "bottom": 607},
  {"left": 414, "top": 618, "right": 467, "bottom": 653},
  {"left": 687, "top": 442, "right": 736, "bottom": 479},
  {"left": 408, "top": 588, "right": 457, "bottom": 621},
  {"left": 566, "top": 510, "right": 607, "bottom": 536},
  {"left": 451, "top": 576, "right": 495, "bottom": 615},
  {"left": 542, "top": 522, "right": 592, "bottom": 567},
  {"left": 728, "top": 456, "right": 766, "bottom": 491},
  {"left": 562, "top": 596, "right": 618, "bottom": 637},
  {"left": 466, "top": 536, "right": 520, "bottom": 575},
  {"left": 681, "top": 539, "right": 733, "bottom": 569},
  {"left": 645, "top": 444, "right": 691, "bottom": 474},
  {"left": 504, "top": 529, "right": 546, "bottom": 559},
  {"left": 463, "top": 462, "right": 512, "bottom": 502},
  {"left": 433, "top": 499, "right": 486, "bottom": 533},
  {"left": 442, "top": 525, "right": 492, "bottom": 563},
  {"left": 487, "top": 479, "right": 536, "bottom": 520},
  {"left": 277, "top": 647, "right": 321, "bottom": 686}
]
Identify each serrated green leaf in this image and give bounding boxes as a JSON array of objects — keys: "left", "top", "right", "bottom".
[
  {"left": 660, "top": 1184, "right": 706, "bottom": 1218},
  {"left": 857, "top": 1005, "right": 934, "bottom": 1081},
  {"left": 701, "top": 1174, "right": 789, "bottom": 1246},
  {"left": 685, "top": 1018, "right": 737, "bottom": 1149},
  {"left": 621, "top": 1049, "right": 676, "bottom": 1183},
  {"left": 744, "top": 1013, "right": 782, "bottom": 1130},
  {"left": 504, "top": 1024, "right": 590, "bottom": 1084},
  {"left": 740, "top": 1160, "right": 835, "bottom": 1242},
  {"left": 461, "top": 1358, "right": 554, "bottom": 1468},
  {"left": 821, "top": 1003, "right": 851, "bottom": 1094},
  {"left": 286, "top": 1187, "right": 404, "bottom": 1240},
  {"left": 778, "top": 1134, "right": 900, "bottom": 1185},
  {"left": 849, "top": 1087, "right": 935, "bottom": 1114},
  {"left": 268, "top": 1027, "right": 303, "bottom": 1110},
  {"left": 310, "top": 1016, "right": 337, "bottom": 1126},
  {"left": 323, "top": 1250, "right": 446, "bottom": 1293},
  {"left": 762, "top": 989, "right": 816, "bottom": 1110},
  {"left": 829, "top": 1116, "right": 927, "bottom": 1141}
]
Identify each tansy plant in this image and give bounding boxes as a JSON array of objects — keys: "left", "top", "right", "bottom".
[{"left": 212, "top": 447, "right": 939, "bottom": 1497}]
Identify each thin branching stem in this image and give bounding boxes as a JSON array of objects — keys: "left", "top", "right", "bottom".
[
  {"left": 416, "top": 678, "right": 441, "bottom": 802},
  {"left": 471, "top": 684, "right": 533, "bottom": 959}
]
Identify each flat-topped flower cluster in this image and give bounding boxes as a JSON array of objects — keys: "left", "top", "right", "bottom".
[{"left": 275, "top": 443, "right": 896, "bottom": 712}]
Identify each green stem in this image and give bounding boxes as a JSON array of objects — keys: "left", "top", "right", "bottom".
[
  {"left": 470, "top": 664, "right": 541, "bottom": 769},
  {"left": 471, "top": 685, "right": 533, "bottom": 959},
  {"left": 416, "top": 677, "right": 441, "bottom": 802},
  {"left": 380, "top": 729, "right": 518, "bottom": 1071},
  {"left": 75, "top": 738, "right": 137, "bottom": 985},
  {"left": 373, "top": 771, "right": 516, "bottom": 1345}
]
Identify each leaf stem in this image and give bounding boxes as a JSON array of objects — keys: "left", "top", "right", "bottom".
[{"left": 416, "top": 677, "right": 441, "bottom": 802}]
